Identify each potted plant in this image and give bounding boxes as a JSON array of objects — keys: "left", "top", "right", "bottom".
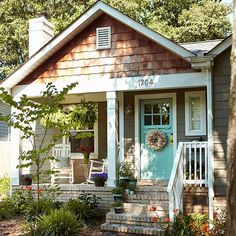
[
  {"left": 91, "top": 173, "right": 108, "bottom": 187},
  {"left": 78, "top": 144, "right": 94, "bottom": 164},
  {"left": 129, "top": 176, "right": 137, "bottom": 188},
  {"left": 69, "top": 101, "right": 98, "bottom": 130},
  {"left": 20, "top": 174, "right": 33, "bottom": 185},
  {"left": 112, "top": 200, "right": 124, "bottom": 214},
  {"left": 111, "top": 187, "right": 124, "bottom": 201},
  {"left": 129, "top": 184, "right": 136, "bottom": 195},
  {"left": 118, "top": 162, "right": 134, "bottom": 184}
]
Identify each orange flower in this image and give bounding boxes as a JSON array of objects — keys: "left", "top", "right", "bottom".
[
  {"left": 26, "top": 186, "right": 32, "bottom": 191},
  {"left": 151, "top": 216, "right": 158, "bottom": 222},
  {"left": 151, "top": 206, "right": 157, "bottom": 212},
  {"left": 36, "top": 188, "right": 43, "bottom": 193},
  {"left": 202, "top": 223, "right": 209, "bottom": 233},
  {"left": 164, "top": 217, "right": 170, "bottom": 222},
  {"left": 173, "top": 208, "right": 178, "bottom": 213}
]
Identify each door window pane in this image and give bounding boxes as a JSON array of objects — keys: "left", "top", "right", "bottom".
[
  {"left": 162, "top": 103, "right": 170, "bottom": 113},
  {"left": 162, "top": 115, "right": 170, "bottom": 125},
  {"left": 153, "top": 104, "right": 161, "bottom": 114},
  {"left": 153, "top": 115, "right": 160, "bottom": 125},
  {"left": 144, "top": 104, "right": 152, "bottom": 114},
  {"left": 144, "top": 115, "right": 152, "bottom": 125}
]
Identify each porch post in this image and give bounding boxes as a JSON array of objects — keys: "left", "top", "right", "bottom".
[
  {"left": 206, "top": 65, "right": 214, "bottom": 223},
  {"left": 10, "top": 105, "right": 21, "bottom": 193},
  {"left": 106, "top": 91, "right": 118, "bottom": 187}
]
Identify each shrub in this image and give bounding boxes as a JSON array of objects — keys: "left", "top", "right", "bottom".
[
  {"left": 64, "top": 192, "right": 101, "bottom": 227},
  {"left": 10, "top": 185, "right": 61, "bottom": 220},
  {"left": 0, "top": 198, "right": 16, "bottom": 220},
  {"left": 169, "top": 213, "right": 208, "bottom": 236},
  {"left": 209, "top": 208, "right": 226, "bottom": 236},
  {"left": 33, "top": 208, "right": 81, "bottom": 236}
]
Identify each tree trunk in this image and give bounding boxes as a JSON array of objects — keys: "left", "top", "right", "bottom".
[{"left": 227, "top": 1, "right": 236, "bottom": 235}]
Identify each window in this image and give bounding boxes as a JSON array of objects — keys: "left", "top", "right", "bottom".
[
  {"left": 69, "top": 122, "right": 98, "bottom": 159},
  {"left": 96, "top": 27, "right": 111, "bottom": 49},
  {"left": 185, "top": 91, "right": 206, "bottom": 136}
]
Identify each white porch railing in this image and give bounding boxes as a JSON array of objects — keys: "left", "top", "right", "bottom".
[{"left": 167, "top": 141, "right": 209, "bottom": 221}]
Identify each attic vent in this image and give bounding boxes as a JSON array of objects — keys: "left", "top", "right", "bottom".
[{"left": 96, "top": 27, "right": 111, "bottom": 49}]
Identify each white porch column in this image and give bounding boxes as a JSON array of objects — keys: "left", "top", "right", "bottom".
[
  {"left": 10, "top": 106, "right": 21, "bottom": 192},
  {"left": 118, "top": 92, "right": 124, "bottom": 162},
  {"left": 206, "top": 66, "right": 214, "bottom": 223},
  {"left": 106, "top": 91, "right": 118, "bottom": 187}
]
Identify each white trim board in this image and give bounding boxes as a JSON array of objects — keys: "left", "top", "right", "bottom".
[
  {"left": 12, "top": 72, "right": 207, "bottom": 98},
  {"left": 134, "top": 93, "right": 177, "bottom": 179},
  {"left": 207, "top": 35, "right": 232, "bottom": 57},
  {"left": 2, "top": 1, "right": 194, "bottom": 90}
]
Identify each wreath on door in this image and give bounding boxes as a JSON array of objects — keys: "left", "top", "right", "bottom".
[{"left": 146, "top": 129, "right": 167, "bottom": 151}]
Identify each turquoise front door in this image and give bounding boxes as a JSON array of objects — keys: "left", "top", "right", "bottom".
[{"left": 140, "top": 98, "right": 173, "bottom": 180}]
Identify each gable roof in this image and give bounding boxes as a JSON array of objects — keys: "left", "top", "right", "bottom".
[
  {"left": 207, "top": 35, "right": 232, "bottom": 56},
  {"left": 180, "top": 39, "right": 223, "bottom": 55},
  {"left": 2, "top": 1, "right": 195, "bottom": 90}
]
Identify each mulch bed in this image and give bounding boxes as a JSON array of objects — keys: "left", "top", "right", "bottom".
[
  {"left": 0, "top": 218, "right": 140, "bottom": 236},
  {"left": 0, "top": 217, "right": 24, "bottom": 236}
]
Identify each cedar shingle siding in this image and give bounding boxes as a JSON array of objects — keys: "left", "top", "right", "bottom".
[
  {"left": 213, "top": 47, "right": 231, "bottom": 196},
  {"left": 19, "top": 14, "right": 193, "bottom": 85}
]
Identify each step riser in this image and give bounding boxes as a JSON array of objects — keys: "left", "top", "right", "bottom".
[
  {"left": 123, "top": 203, "right": 169, "bottom": 213},
  {"left": 101, "top": 223, "right": 166, "bottom": 236},
  {"left": 125, "top": 194, "right": 169, "bottom": 201},
  {"left": 106, "top": 218, "right": 168, "bottom": 228},
  {"left": 125, "top": 200, "right": 169, "bottom": 205}
]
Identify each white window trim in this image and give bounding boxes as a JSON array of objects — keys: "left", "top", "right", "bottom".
[
  {"left": 70, "top": 121, "right": 98, "bottom": 160},
  {"left": 185, "top": 91, "right": 206, "bottom": 136},
  {"left": 96, "top": 27, "right": 111, "bottom": 49}
]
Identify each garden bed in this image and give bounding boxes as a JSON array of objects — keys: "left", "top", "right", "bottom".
[{"left": 0, "top": 216, "right": 24, "bottom": 236}]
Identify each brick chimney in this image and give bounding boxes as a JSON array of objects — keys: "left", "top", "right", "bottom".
[{"left": 28, "top": 15, "right": 54, "bottom": 57}]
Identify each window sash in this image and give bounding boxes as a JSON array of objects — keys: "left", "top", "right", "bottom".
[{"left": 185, "top": 91, "right": 206, "bottom": 136}]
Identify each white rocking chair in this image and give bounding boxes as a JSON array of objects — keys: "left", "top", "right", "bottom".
[
  {"left": 51, "top": 144, "right": 74, "bottom": 184},
  {"left": 87, "top": 159, "right": 107, "bottom": 184}
]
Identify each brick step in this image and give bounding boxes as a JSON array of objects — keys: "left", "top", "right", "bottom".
[
  {"left": 135, "top": 186, "right": 167, "bottom": 193},
  {"left": 101, "top": 223, "right": 165, "bottom": 236},
  {"left": 137, "top": 180, "right": 168, "bottom": 187},
  {"left": 124, "top": 193, "right": 169, "bottom": 203},
  {"left": 123, "top": 203, "right": 169, "bottom": 214},
  {"left": 105, "top": 212, "right": 168, "bottom": 227}
]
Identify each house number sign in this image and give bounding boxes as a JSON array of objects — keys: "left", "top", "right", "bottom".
[{"left": 137, "top": 78, "right": 154, "bottom": 88}]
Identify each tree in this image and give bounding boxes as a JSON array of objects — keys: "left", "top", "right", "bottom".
[
  {"left": 0, "top": 0, "right": 232, "bottom": 79},
  {"left": 226, "top": 0, "right": 236, "bottom": 234},
  {"left": 0, "top": 82, "right": 77, "bottom": 214}
]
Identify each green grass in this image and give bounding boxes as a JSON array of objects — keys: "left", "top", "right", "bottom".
[{"left": 0, "top": 177, "right": 10, "bottom": 200}]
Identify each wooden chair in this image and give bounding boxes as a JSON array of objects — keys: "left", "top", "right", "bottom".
[
  {"left": 87, "top": 159, "right": 107, "bottom": 184},
  {"left": 51, "top": 144, "right": 74, "bottom": 184}
]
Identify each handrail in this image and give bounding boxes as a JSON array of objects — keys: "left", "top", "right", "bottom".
[
  {"left": 167, "top": 142, "right": 184, "bottom": 193},
  {"left": 167, "top": 141, "right": 210, "bottom": 221},
  {"left": 167, "top": 142, "right": 184, "bottom": 221}
]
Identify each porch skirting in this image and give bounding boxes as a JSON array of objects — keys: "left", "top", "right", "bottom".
[{"left": 12, "top": 184, "right": 113, "bottom": 211}]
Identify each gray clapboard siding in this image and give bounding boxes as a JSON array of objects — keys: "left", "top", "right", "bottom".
[{"left": 213, "top": 47, "right": 231, "bottom": 196}]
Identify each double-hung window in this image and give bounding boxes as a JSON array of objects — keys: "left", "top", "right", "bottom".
[
  {"left": 185, "top": 91, "right": 206, "bottom": 136},
  {"left": 69, "top": 122, "right": 98, "bottom": 159}
]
